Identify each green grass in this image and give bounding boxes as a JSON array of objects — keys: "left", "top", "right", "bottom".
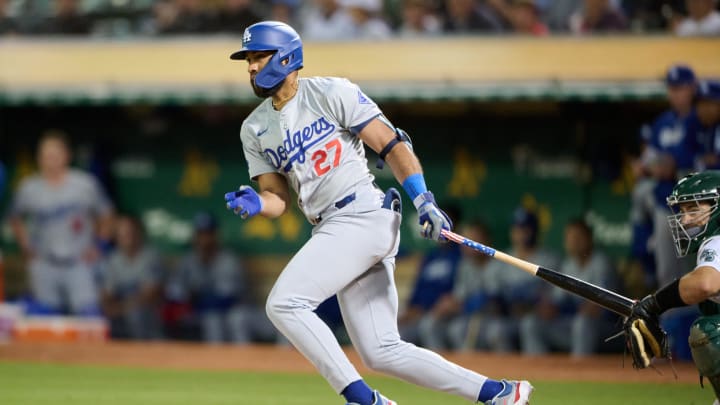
[{"left": 0, "top": 361, "right": 713, "bottom": 405}]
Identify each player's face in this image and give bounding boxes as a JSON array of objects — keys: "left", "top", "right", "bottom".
[
  {"left": 667, "top": 84, "right": 695, "bottom": 112},
  {"left": 678, "top": 201, "right": 713, "bottom": 228},
  {"left": 193, "top": 229, "right": 218, "bottom": 255},
  {"left": 564, "top": 225, "right": 590, "bottom": 257},
  {"left": 460, "top": 225, "right": 489, "bottom": 258},
  {"left": 38, "top": 138, "right": 70, "bottom": 174},
  {"left": 246, "top": 51, "right": 275, "bottom": 97},
  {"left": 115, "top": 217, "right": 140, "bottom": 253}
]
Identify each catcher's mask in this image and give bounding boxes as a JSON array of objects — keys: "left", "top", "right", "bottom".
[{"left": 667, "top": 171, "right": 720, "bottom": 257}]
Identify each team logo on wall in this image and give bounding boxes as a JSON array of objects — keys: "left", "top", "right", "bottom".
[{"left": 701, "top": 248, "right": 717, "bottom": 263}]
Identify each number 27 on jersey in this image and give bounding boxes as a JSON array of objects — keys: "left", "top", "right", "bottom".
[{"left": 311, "top": 139, "right": 341, "bottom": 176}]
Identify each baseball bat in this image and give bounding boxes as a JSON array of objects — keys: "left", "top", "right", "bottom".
[{"left": 441, "top": 229, "right": 634, "bottom": 317}]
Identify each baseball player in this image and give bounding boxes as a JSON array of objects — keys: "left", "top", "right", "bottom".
[
  {"left": 625, "top": 170, "right": 720, "bottom": 405},
  {"left": 224, "top": 21, "right": 532, "bottom": 405},
  {"left": 697, "top": 80, "right": 720, "bottom": 170},
  {"left": 631, "top": 64, "right": 701, "bottom": 289},
  {"left": 7, "top": 130, "right": 114, "bottom": 315}
]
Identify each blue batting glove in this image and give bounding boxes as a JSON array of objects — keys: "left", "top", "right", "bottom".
[
  {"left": 414, "top": 191, "right": 452, "bottom": 241},
  {"left": 224, "top": 185, "right": 263, "bottom": 219}
]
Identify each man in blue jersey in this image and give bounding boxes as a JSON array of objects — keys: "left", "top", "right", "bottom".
[
  {"left": 631, "top": 64, "right": 701, "bottom": 289},
  {"left": 697, "top": 80, "right": 720, "bottom": 171}
]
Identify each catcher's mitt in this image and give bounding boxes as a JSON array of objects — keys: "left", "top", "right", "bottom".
[{"left": 624, "top": 295, "right": 671, "bottom": 369}]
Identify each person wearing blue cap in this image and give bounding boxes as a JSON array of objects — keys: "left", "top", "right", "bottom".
[
  {"left": 630, "top": 65, "right": 706, "bottom": 361},
  {"left": 630, "top": 64, "right": 702, "bottom": 291},
  {"left": 697, "top": 80, "right": 720, "bottom": 170}
]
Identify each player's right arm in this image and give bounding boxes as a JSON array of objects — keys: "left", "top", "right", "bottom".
[
  {"left": 679, "top": 265, "right": 720, "bottom": 304},
  {"left": 225, "top": 172, "right": 290, "bottom": 220},
  {"left": 256, "top": 172, "right": 291, "bottom": 218},
  {"left": 227, "top": 117, "right": 291, "bottom": 220}
]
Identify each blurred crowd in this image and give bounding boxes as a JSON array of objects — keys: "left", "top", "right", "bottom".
[{"left": 0, "top": 0, "right": 719, "bottom": 38}]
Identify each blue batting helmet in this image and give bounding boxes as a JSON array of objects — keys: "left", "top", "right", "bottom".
[{"left": 230, "top": 21, "right": 303, "bottom": 90}]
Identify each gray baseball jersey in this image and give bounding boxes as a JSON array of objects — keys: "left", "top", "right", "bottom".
[
  {"left": 241, "top": 77, "right": 384, "bottom": 222},
  {"left": 9, "top": 169, "right": 113, "bottom": 261}
]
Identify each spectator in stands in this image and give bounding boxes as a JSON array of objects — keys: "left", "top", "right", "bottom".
[
  {"left": 519, "top": 218, "right": 619, "bottom": 357},
  {"left": 338, "top": 0, "right": 392, "bottom": 39},
  {"left": 0, "top": 0, "right": 18, "bottom": 35},
  {"left": 543, "top": 0, "right": 582, "bottom": 31},
  {"left": 441, "top": 0, "right": 505, "bottom": 33},
  {"left": 398, "top": 204, "right": 463, "bottom": 346},
  {"left": 504, "top": 0, "right": 549, "bottom": 35},
  {"left": 397, "top": 0, "right": 442, "bottom": 37},
  {"left": 620, "top": 0, "right": 672, "bottom": 32},
  {"left": 172, "top": 211, "right": 277, "bottom": 344},
  {"left": 486, "top": 0, "right": 548, "bottom": 35},
  {"left": 101, "top": 214, "right": 164, "bottom": 340},
  {"left": 300, "top": 0, "right": 355, "bottom": 40},
  {"left": 210, "top": 0, "right": 261, "bottom": 34},
  {"left": 269, "top": 0, "right": 301, "bottom": 26},
  {"left": 34, "top": 0, "right": 93, "bottom": 35},
  {"left": 7, "top": 130, "right": 115, "bottom": 316},
  {"left": 494, "top": 207, "right": 561, "bottom": 349},
  {"left": 630, "top": 64, "right": 700, "bottom": 289},
  {"left": 568, "top": 0, "right": 628, "bottom": 34},
  {"left": 156, "top": 0, "right": 212, "bottom": 35},
  {"left": 697, "top": 80, "right": 720, "bottom": 169},
  {"left": 674, "top": 0, "right": 720, "bottom": 36}
]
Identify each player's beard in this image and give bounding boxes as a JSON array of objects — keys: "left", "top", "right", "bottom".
[{"left": 251, "top": 77, "right": 285, "bottom": 98}]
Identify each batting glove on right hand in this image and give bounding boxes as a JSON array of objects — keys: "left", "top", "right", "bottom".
[
  {"left": 224, "top": 185, "right": 263, "bottom": 219},
  {"left": 414, "top": 191, "right": 453, "bottom": 241}
]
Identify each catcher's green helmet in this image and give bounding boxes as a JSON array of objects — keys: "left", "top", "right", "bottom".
[{"left": 667, "top": 170, "right": 720, "bottom": 257}]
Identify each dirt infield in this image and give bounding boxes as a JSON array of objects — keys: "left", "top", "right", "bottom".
[{"left": 0, "top": 341, "right": 701, "bottom": 384}]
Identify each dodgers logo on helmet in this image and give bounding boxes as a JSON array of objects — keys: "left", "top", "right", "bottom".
[
  {"left": 242, "top": 28, "right": 252, "bottom": 46},
  {"left": 230, "top": 21, "right": 304, "bottom": 90}
]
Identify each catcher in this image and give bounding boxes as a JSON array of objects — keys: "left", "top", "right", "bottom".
[{"left": 626, "top": 170, "right": 720, "bottom": 404}]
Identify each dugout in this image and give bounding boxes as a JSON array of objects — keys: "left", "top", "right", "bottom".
[{"left": 1, "top": 36, "right": 719, "bottom": 303}]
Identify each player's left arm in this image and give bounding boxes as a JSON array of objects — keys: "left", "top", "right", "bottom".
[
  {"left": 358, "top": 118, "right": 452, "bottom": 241},
  {"left": 358, "top": 118, "right": 420, "bottom": 183}
]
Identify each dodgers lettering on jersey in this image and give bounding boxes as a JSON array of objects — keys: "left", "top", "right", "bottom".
[
  {"left": 263, "top": 116, "right": 336, "bottom": 171},
  {"left": 241, "top": 77, "right": 385, "bottom": 222},
  {"left": 9, "top": 169, "right": 113, "bottom": 260}
]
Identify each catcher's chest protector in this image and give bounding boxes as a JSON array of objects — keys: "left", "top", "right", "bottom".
[
  {"left": 700, "top": 300, "right": 720, "bottom": 316},
  {"left": 689, "top": 314, "right": 720, "bottom": 398}
]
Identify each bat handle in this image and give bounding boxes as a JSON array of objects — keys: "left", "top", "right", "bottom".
[{"left": 441, "top": 229, "right": 496, "bottom": 257}]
